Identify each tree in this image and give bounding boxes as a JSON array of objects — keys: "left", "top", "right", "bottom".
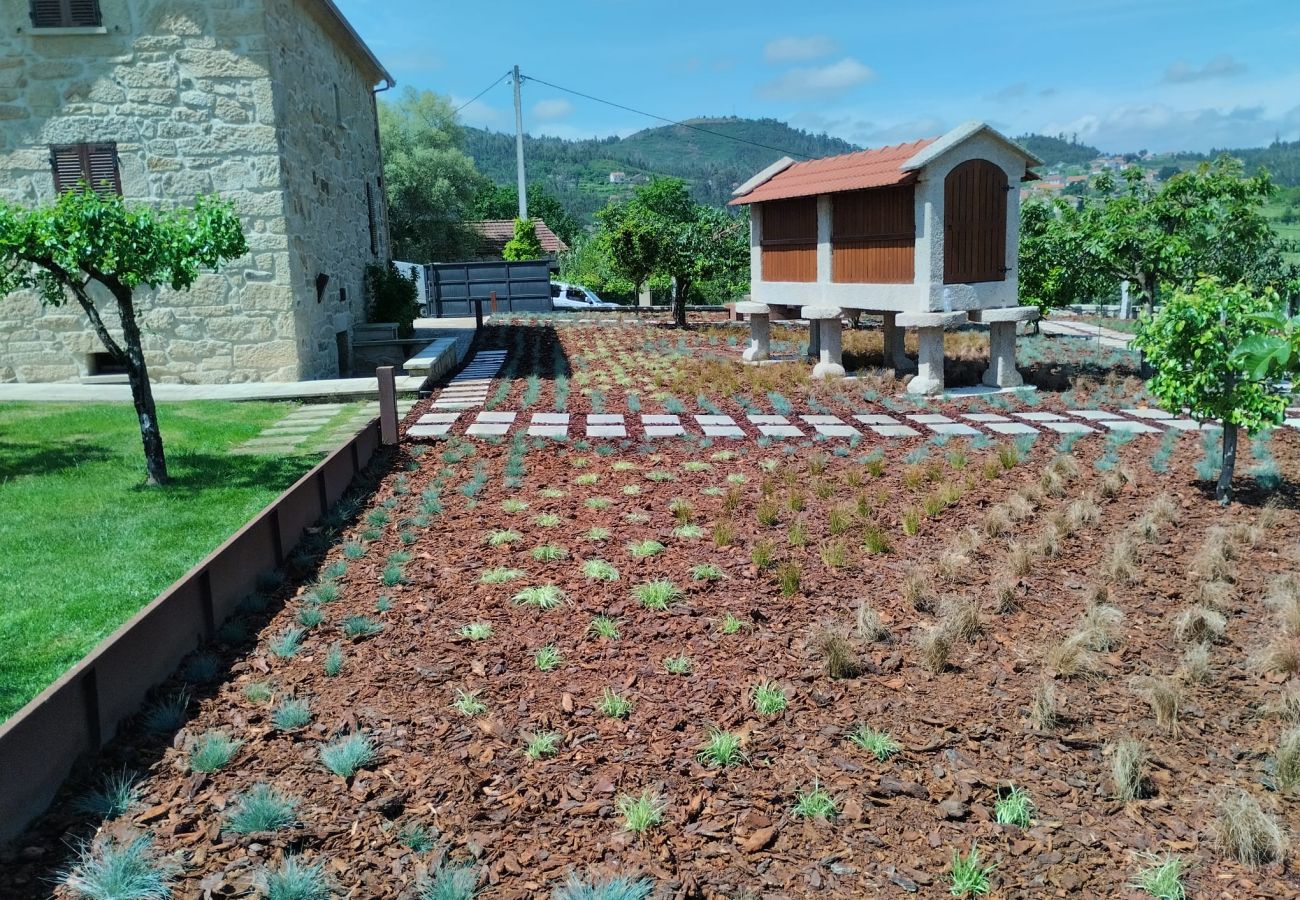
[
  {"left": 502, "top": 218, "right": 545, "bottom": 261},
  {"left": 1018, "top": 198, "right": 1111, "bottom": 318},
  {"left": 597, "top": 178, "right": 747, "bottom": 326},
  {"left": 379, "top": 88, "right": 487, "bottom": 262},
  {"left": 1132, "top": 278, "right": 1289, "bottom": 503},
  {"left": 364, "top": 262, "right": 419, "bottom": 336},
  {"left": 472, "top": 183, "right": 582, "bottom": 246},
  {"left": 0, "top": 188, "right": 247, "bottom": 485}
]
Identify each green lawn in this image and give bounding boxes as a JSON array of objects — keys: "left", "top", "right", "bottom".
[{"left": 0, "top": 401, "right": 318, "bottom": 720}]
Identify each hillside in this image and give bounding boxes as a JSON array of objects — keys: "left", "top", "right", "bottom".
[
  {"left": 463, "top": 117, "right": 856, "bottom": 223},
  {"left": 1014, "top": 133, "right": 1101, "bottom": 168}
]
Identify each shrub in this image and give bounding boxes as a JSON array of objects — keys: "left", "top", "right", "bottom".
[
  {"left": 272, "top": 697, "right": 312, "bottom": 731},
  {"left": 258, "top": 854, "right": 331, "bottom": 900},
  {"left": 697, "top": 727, "right": 747, "bottom": 767},
  {"left": 226, "top": 782, "right": 299, "bottom": 834},
  {"left": 616, "top": 790, "right": 664, "bottom": 833},
  {"left": 61, "top": 834, "right": 179, "bottom": 900},
  {"left": 319, "top": 732, "right": 376, "bottom": 777},
  {"left": 190, "top": 730, "right": 242, "bottom": 773},
  {"left": 792, "top": 782, "right": 837, "bottom": 820},
  {"left": 365, "top": 261, "right": 419, "bottom": 336},
  {"left": 847, "top": 725, "right": 899, "bottom": 761}
]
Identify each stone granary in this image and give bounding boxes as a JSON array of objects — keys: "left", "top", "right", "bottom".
[
  {"left": 729, "top": 122, "right": 1042, "bottom": 394},
  {"left": 0, "top": 0, "right": 393, "bottom": 384}
]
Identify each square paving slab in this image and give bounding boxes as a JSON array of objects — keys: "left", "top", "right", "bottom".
[
  {"left": 1101, "top": 419, "right": 1162, "bottom": 433},
  {"left": 587, "top": 414, "right": 625, "bottom": 424},
  {"left": 854, "top": 414, "right": 900, "bottom": 425},
  {"left": 645, "top": 425, "right": 686, "bottom": 437},
  {"left": 407, "top": 424, "right": 452, "bottom": 439},
  {"left": 1122, "top": 408, "right": 1173, "bottom": 419},
  {"left": 1014, "top": 412, "right": 1067, "bottom": 422},
  {"left": 642, "top": 415, "right": 681, "bottom": 425},
  {"left": 758, "top": 424, "right": 804, "bottom": 438},
  {"left": 1069, "top": 409, "right": 1122, "bottom": 420},
  {"left": 531, "top": 413, "right": 570, "bottom": 425},
  {"left": 870, "top": 424, "right": 921, "bottom": 438},
  {"left": 528, "top": 424, "right": 569, "bottom": 438},
  {"left": 1040, "top": 421, "right": 1095, "bottom": 433},
  {"left": 702, "top": 425, "right": 745, "bottom": 438},
  {"left": 906, "top": 413, "right": 954, "bottom": 424},
  {"left": 475, "top": 411, "right": 517, "bottom": 424},
  {"left": 417, "top": 412, "right": 461, "bottom": 424},
  {"left": 586, "top": 425, "right": 627, "bottom": 438},
  {"left": 466, "top": 422, "right": 510, "bottom": 436},
  {"left": 963, "top": 413, "right": 1011, "bottom": 422},
  {"left": 747, "top": 414, "right": 790, "bottom": 425},
  {"left": 986, "top": 422, "right": 1040, "bottom": 435}
]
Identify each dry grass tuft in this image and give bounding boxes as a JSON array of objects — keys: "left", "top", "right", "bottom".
[
  {"left": 917, "top": 626, "right": 952, "bottom": 673},
  {"left": 1195, "top": 579, "right": 1236, "bottom": 611},
  {"left": 1039, "top": 468, "right": 1066, "bottom": 498},
  {"left": 1133, "top": 676, "right": 1181, "bottom": 734},
  {"left": 994, "top": 581, "right": 1018, "bottom": 614},
  {"left": 1049, "top": 453, "right": 1080, "bottom": 480},
  {"left": 1079, "top": 602, "right": 1124, "bottom": 651},
  {"left": 1006, "top": 543, "right": 1031, "bottom": 578},
  {"left": 1105, "top": 540, "right": 1138, "bottom": 585},
  {"left": 1267, "top": 574, "right": 1300, "bottom": 636},
  {"left": 812, "top": 627, "right": 861, "bottom": 680},
  {"left": 1149, "top": 492, "right": 1178, "bottom": 523},
  {"left": 982, "top": 505, "right": 1013, "bottom": 538},
  {"left": 1254, "top": 640, "right": 1300, "bottom": 677},
  {"left": 855, "top": 600, "right": 888, "bottom": 643},
  {"left": 1180, "top": 642, "right": 1213, "bottom": 683},
  {"left": 1004, "top": 492, "right": 1035, "bottom": 521},
  {"left": 1230, "top": 522, "right": 1263, "bottom": 549},
  {"left": 1267, "top": 685, "right": 1300, "bottom": 723},
  {"left": 904, "top": 571, "right": 936, "bottom": 613},
  {"left": 1109, "top": 737, "right": 1149, "bottom": 801},
  {"left": 1173, "top": 604, "right": 1227, "bottom": 645},
  {"left": 1193, "top": 528, "right": 1236, "bottom": 582},
  {"left": 1045, "top": 632, "right": 1097, "bottom": 680},
  {"left": 1277, "top": 727, "right": 1300, "bottom": 792},
  {"left": 1030, "top": 679, "right": 1059, "bottom": 731},
  {"left": 939, "top": 596, "right": 982, "bottom": 643},
  {"left": 936, "top": 548, "right": 970, "bottom": 583},
  {"left": 1065, "top": 495, "right": 1102, "bottom": 532},
  {"left": 1031, "top": 526, "right": 1060, "bottom": 559},
  {"left": 1215, "top": 789, "right": 1286, "bottom": 865},
  {"left": 1099, "top": 469, "right": 1129, "bottom": 500}
]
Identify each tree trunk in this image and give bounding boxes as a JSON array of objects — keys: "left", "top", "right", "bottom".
[
  {"left": 1216, "top": 420, "right": 1238, "bottom": 505},
  {"left": 112, "top": 285, "right": 169, "bottom": 486},
  {"left": 672, "top": 277, "right": 689, "bottom": 328}
]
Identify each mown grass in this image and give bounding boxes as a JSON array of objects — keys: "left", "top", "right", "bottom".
[{"left": 0, "top": 401, "right": 317, "bottom": 719}]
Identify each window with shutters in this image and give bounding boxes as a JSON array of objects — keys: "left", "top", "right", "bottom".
[
  {"left": 943, "top": 159, "right": 1008, "bottom": 284},
  {"left": 50, "top": 143, "right": 121, "bottom": 195},
  {"left": 365, "top": 182, "right": 378, "bottom": 256},
  {"left": 831, "top": 186, "right": 915, "bottom": 284},
  {"left": 759, "top": 197, "right": 817, "bottom": 282},
  {"left": 30, "top": 0, "right": 103, "bottom": 28}
]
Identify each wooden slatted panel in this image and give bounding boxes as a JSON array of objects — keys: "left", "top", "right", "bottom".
[
  {"left": 68, "top": 0, "right": 102, "bottom": 25},
  {"left": 943, "top": 159, "right": 1007, "bottom": 284},
  {"left": 831, "top": 187, "right": 914, "bottom": 283},
  {"left": 759, "top": 197, "right": 817, "bottom": 283},
  {"left": 49, "top": 144, "right": 85, "bottom": 192},
  {"left": 30, "top": 0, "right": 101, "bottom": 27},
  {"left": 50, "top": 142, "right": 121, "bottom": 195},
  {"left": 366, "top": 182, "right": 378, "bottom": 255}
]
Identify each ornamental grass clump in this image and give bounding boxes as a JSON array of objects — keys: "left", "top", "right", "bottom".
[
  {"left": 1132, "top": 853, "right": 1188, "bottom": 900},
  {"left": 589, "top": 616, "right": 621, "bottom": 639},
  {"left": 459, "top": 622, "right": 493, "bottom": 641},
  {"left": 1109, "top": 737, "right": 1150, "bottom": 801},
  {"left": 751, "top": 680, "right": 788, "bottom": 715},
  {"left": 341, "top": 615, "right": 383, "bottom": 639},
  {"left": 190, "top": 730, "right": 242, "bottom": 773},
  {"left": 616, "top": 790, "right": 664, "bottom": 833},
  {"left": 534, "top": 645, "right": 563, "bottom": 671},
  {"left": 257, "top": 854, "right": 331, "bottom": 900},
  {"left": 532, "top": 544, "right": 569, "bottom": 562},
  {"left": 583, "top": 559, "right": 620, "bottom": 582},
  {"left": 226, "top": 782, "right": 299, "bottom": 834},
  {"left": 452, "top": 689, "right": 486, "bottom": 717},
  {"left": 272, "top": 697, "right": 312, "bottom": 731},
  {"left": 480, "top": 567, "right": 525, "bottom": 584},
  {"left": 948, "top": 844, "right": 995, "bottom": 897},
  {"left": 697, "top": 727, "right": 747, "bottom": 767},
  {"left": 61, "top": 834, "right": 179, "bottom": 900},
  {"left": 663, "top": 653, "right": 693, "bottom": 674},
  {"left": 627, "top": 539, "right": 665, "bottom": 558},
  {"left": 551, "top": 872, "right": 653, "bottom": 900},
  {"left": 634, "top": 579, "right": 681, "bottom": 611},
  {"left": 525, "top": 731, "right": 561, "bottom": 760},
  {"left": 514, "top": 585, "right": 565, "bottom": 609},
  {"left": 73, "top": 770, "right": 141, "bottom": 819},
  {"left": 597, "top": 688, "right": 634, "bottom": 718},
  {"left": 417, "top": 862, "right": 479, "bottom": 900},
  {"left": 1215, "top": 789, "right": 1285, "bottom": 865},
  {"left": 323, "top": 642, "right": 344, "bottom": 677},
  {"left": 812, "top": 628, "right": 860, "bottom": 679},
  {"left": 847, "top": 725, "right": 900, "bottom": 761},
  {"left": 319, "top": 732, "right": 376, "bottom": 777},
  {"left": 792, "top": 783, "right": 837, "bottom": 820},
  {"left": 993, "top": 785, "right": 1034, "bottom": 827}
]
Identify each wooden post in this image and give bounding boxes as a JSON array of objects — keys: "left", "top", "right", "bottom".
[
  {"left": 490, "top": 290, "right": 497, "bottom": 313},
  {"left": 376, "top": 365, "right": 399, "bottom": 446},
  {"left": 474, "top": 297, "right": 484, "bottom": 330}
]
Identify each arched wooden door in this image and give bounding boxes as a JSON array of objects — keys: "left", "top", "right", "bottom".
[{"left": 943, "top": 159, "right": 1008, "bottom": 284}]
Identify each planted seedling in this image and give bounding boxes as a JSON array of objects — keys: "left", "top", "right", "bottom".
[
  {"left": 190, "top": 730, "right": 243, "bottom": 773},
  {"left": 514, "top": 585, "right": 565, "bottom": 609},
  {"left": 690, "top": 564, "right": 725, "bottom": 581},
  {"left": 460, "top": 622, "right": 493, "bottom": 641},
  {"left": 812, "top": 629, "right": 859, "bottom": 679},
  {"left": 589, "top": 616, "right": 621, "bottom": 639},
  {"left": 534, "top": 645, "right": 563, "bottom": 671},
  {"left": 598, "top": 688, "right": 634, "bottom": 718},
  {"left": 73, "top": 770, "right": 141, "bottom": 819},
  {"left": 949, "top": 844, "right": 995, "bottom": 897},
  {"left": 480, "top": 567, "right": 525, "bottom": 584},
  {"left": 583, "top": 559, "right": 620, "bottom": 582},
  {"left": 323, "top": 642, "right": 344, "bottom": 677},
  {"left": 672, "top": 523, "right": 705, "bottom": 539},
  {"left": 994, "top": 785, "right": 1034, "bottom": 827},
  {"left": 487, "top": 529, "right": 523, "bottom": 547},
  {"left": 452, "top": 689, "right": 487, "bottom": 717},
  {"left": 1215, "top": 788, "right": 1284, "bottom": 865},
  {"left": 627, "top": 539, "right": 666, "bottom": 558},
  {"left": 62, "top": 835, "right": 179, "bottom": 900},
  {"left": 242, "top": 682, "right": 273, "bottom": 704},
  {"left": 847, "top": 724, "right": 900, "bottom": 761},
  {"left": 751, "top": 680, "right": 788, "bottom": 715},
  {"left": 1132, "top": 853, "right": 1188, "bottom": 900},
  {"left": 697, "top": 727, "right": 747, "bottom": 767},
  {"left": 532, "top": 544, "right": 569, "bottom": 562},
  {"left": 1109, "top": 737, "right": 1150, "bottom": 801},
  {"left": 226, "top": 782, "right": 299, "bottom": 834},
  {"left": 297, "top": 606, "right": 325, "bottom": 628},
  {"left": 663, "top": 654, "right": 693, "bottom": 675},
  {"left": 319, "top": 732, "right": 375, "bottom": 777},
  {"left": 585, "top": 497, "right": 612, "bottom": 511},
  {"left": 399, "top": 821, "right": 436, "bottom": 853},
  {"left": 341, "top": 615, "right": 383, "bottom": 639},
  {"left": 792, "top": 783, "right": 837, "bottom": 820},
  {"left": 719, "top": 613, "right": 746, "bottom": 635},
  {"left": 272, "top": 697, "right": 312, "bottom": 731},
  {"left": 257, "top": 854, "right": 330, "bottom": 900},
  {"left": 616, "top": 790, "right": 664, "bottom": 833},
  {"left": 634, "top": 580, "right": 681, "bottom": 611},
  {"left": 525, "top": 731, "right": 561, "bottom": 760}
]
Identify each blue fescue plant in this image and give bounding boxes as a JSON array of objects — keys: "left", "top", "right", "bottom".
[
  {"left": 551, "top": 872, "right": 654, "bottom": 900},
  {"left": 319, "top": 732, "right": 376, "bottom": 777},
  {"left": 258, "top": 854, "right": 332, "bottom": 900},
  {"left": 418, "top": 861, "right": 480, "bottom": 900},
  {"left": 226, "top": 782, "right": 300, "bottom": 833},
  {"left": 73, "top": 769, "right": 141, "bottom": 819},
  {"left": 61, "top": 834, "right": 180, "bottom": 900}
]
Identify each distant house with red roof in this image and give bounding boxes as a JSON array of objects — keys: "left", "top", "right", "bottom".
[
  {"left": 465, "top": 219, "right": 569, "bottom": 264},
  {"left": 729, "top": 121, "right": 1041, "bottom": 395}
]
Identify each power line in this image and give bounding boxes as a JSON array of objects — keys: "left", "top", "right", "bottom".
[
  {"left": 454, "top": 70, "right": 511, "bottom": 116},
  {"left": 520, "top": 74, "right": 816, "bottom": 161}
]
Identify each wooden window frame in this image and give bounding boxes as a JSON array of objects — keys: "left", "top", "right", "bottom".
[
  {"left": 943, "top": 159, "right": 1009, "bottom": 285},
  {"left": 365, "top": 181, "right": 378, "bottom": 256},
  {"left": 29, "top": 0, "right": 102, "bottom": 28},
  {"left": 759, "top": 197, "right": 818, "bottom": 283},
  {"left": 830, "top": 187, "right": 916, "bottom": 284},
  {"left": 50, "top": 142, "right": 122, "bottom": 195}
]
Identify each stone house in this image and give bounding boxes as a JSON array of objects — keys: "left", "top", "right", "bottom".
[
  {"left": 729, "top": 121, "right": 1041, "bottom": 394},
  {"left": 0, "top": 0, "right": 394, "bottom": 383}
]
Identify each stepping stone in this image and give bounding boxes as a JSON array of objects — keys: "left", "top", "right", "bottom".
[
  {"left": 1069, "top": 409, "right": 1122, "bottom": 421},
  {"left": 1014, "top": 412, "right": 1067, "bottom": 422},
  {"left": 747, "top": 414, "right": 789, "bottom": 425},
  {"left": 642, "top": 414, "right": 680, "bottom": 425},
  {"left": 702, "top": 424, "right": 745, "bottom": 438},
  {"left": 757, "top": 424, "right": 803, "bottom": 438},
  {"left": 854, "top": 414, "right": 900, "bottom": 426},
  {"left": 467, "top": 422, "right": 511, "bottom": 436},
  {"left": 588, "top": 414, "right": 625, "bottom": 424},
  {"left": 532, "top": 413, "right": 570, "bottom": 425},
  {"left": 587, "top": 424, "right": 627, "bottom": 438},
  {"left": 800, "top": 415, "right": 860, "bottom": 437},
  {"left": 528, "top": 420, "right": 569, "bottom": 438},
  {"left": 1122, "top": 408, "right": 1173, "bottom": 420},
  {"left": 695, "top": 415, "right": 737, "bottom": 425},
  {"left": 1162, "top": 419, "right": 1204, "bottom": 431},
  {"left": 417, "top": 412, "right": 460, "bottom": 424},
  {"left": 1040, "top": 421, "right": 1095, "bottom": 434},
  {"left": 408, "top": 423, "right": 454, "bottom": 438},
  {"left": 1101, "top": 419, "right": 1161, "bottom": 433},
  {"left": 906, "top": 413, "right": 954, "bottom": 424},
  {"left": 476, "top": 411, "right": 517, "bottom": 424},
  {"left": 1285, "top": 417, "right": 1300, "bottom": 430},
  {"left": 986, "top": 422, "right": 1039, "bottom": 435},
  {"left": 645, "top": 425, "right": 686, "bottom": 437},
  {"left": 927, "top": 422, "right": 982, "bottom": 436},
  {"left": 434, "top": 401, "right": 478, "bottom": 410},
  {"left": 870, "top": 424, "right": 921, "bottom": 438},
  {"left": 963, "top": 413, "right": 1011, "bottom": 423}
]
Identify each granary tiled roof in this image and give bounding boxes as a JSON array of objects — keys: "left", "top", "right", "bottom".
[{"left": 729, "top": 137, "right": 937, "bottom": 205}]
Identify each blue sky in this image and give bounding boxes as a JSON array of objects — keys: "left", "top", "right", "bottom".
[{"left": 335, "top": 0, "right": 1300, "bottom": 153}]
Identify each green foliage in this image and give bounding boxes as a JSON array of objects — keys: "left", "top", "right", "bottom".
[
  {"left": 949, "top": 844, "right": 995, "bottom": 897},
  {"left": 480, "top": 567, "right": 525, "bottom": 584},
  {"left": 323, "top": 642, "right": 344, "bottom": 677},
  {"left": 626, "top": 539, "right": 665, "bottom": 558},
  {"left": 534, "top": 645, "right": 563, "bottom": 671},
  {"left": 513, "top": 585, "right": 565, "bottom": 609},
  {"left": 271, "top": 697, "right": 312, "bottom": 731},
  {"left": 847, "top": 725, "right": 901, "bottom": 761},
  {"left": 550, "top": 871, "right": 654, "bottom": 900},
  {"left": 697, "top": 727, "right": 747, "bottom": 767},
  {"left": 616, "top": 790, "right": 664, "bottom": 833},
  {"left": 1234, "top": 307, "right": 1300, "bottom": 383},
  {"left": 226, "top": 782, "right": 299, "bottom": 834},
  {"left": 597, "top": 688, "right": 634, "bottom": 718},
  {"left": 633, "top": 579, "right": 680, "bottom": 610},
  {"left": 525, "top": 730, "right": 562, "bottom": 760},
  {"left": 61, "top": 834, "right": 179, "bottom": 900},
  {"left": 452, "top": 689, "right": 487, "bottom": 717},
  {"left": 73, "top": 770, "right": 141, "bottom": 819},
  {"left": 502, "top": 217, "right": 546, "bottom": 261},
  {"left": 474, "top": 181, "right": 582, "bottom": 245},
  {"left": 364, "top": 262, "right": 420, "bottom": 337},
  {"left": 399, "top": 822, "right": 436, "bottom": 853},
  {"left": 460, "top": 622, "right": 493, "bottom": 641},
  {"left": 190, "top": 730, "right": 242, "bottom": 773},
  {"left": 663, "top": 653, "right": 693, "bottom": 674},
  {"left": 319, "top": 732, "right": 376, "bottom": 777},
  {"left": 792, "top": 783, "right": 838, "bottom": 819},
  {"left": 589, "top": 616, "right": 621, "bottom": 639},
  {"left": 143, "top": 691, "right": 190, "bottom": 733},
  {"left": 993, "top": 786, "right": 1034, "bottom": 826},
  {"left": 1019, "top": 199, "right": 1112, "bottom": 315},
  {"left": 341, "top": 615, "right": 383, "bottom": 638},
  {"left": 583, "top": 559, "right": 620, "bottom": 582},
  {"left": 751, "top": 680, "right": 788, "bottom": 715},
  {"left": 418, "top": 862, "right": 480, "bottom": 900},
  {"left": 1133, "top": 853, "right": 1188, "bottom": 900},
  {"left": 259, "top": 854, "right": 331, "bottom": 900}
]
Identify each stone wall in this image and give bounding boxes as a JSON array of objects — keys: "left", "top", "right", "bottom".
[
  {"left": 264, "top": 0, "right": 388, "bottom": 380},
  {"left": 0, "top": 0, "right": 387, "bottom": 383}
]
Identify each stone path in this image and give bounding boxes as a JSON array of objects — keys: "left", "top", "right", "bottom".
[
  {"left": 408, "top": 350, "right": 509, "bottom": 439},
  {"left": 404, "top": 405, "right": 1300, "bottom": 444},
  {"left": 233, "top": 399, "right": 416, "bottom": 455}
]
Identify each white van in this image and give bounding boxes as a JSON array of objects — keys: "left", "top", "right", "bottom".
[{"left": 550, "top": 282, "right": 620, "bottom": 310}]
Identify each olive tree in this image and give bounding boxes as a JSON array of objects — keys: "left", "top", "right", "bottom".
[
  {"left": 0, "top": 188, "right": 247, "bottom": 485},
  {"left": 1132, "top": 278, "right": 1289, "bottom": 503}
]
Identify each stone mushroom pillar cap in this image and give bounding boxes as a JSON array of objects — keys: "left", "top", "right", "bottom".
[
  {"left": 733, "top": 301, "right": 771, "bottom": 315},
  {"left": 802, "top": 305, "right": 843, "bottom": 320},
  {"left": 968, "top": 306, "right": 1039, "bottom": 324},
  {"left": 896, "top": 311, "right": 969, "bottom": 328}
]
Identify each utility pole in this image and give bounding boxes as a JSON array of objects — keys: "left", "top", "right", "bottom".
[{"left": 512, "top": 65, "right": 528, "bottom": 221}]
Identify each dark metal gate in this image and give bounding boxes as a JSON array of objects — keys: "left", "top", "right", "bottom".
[{"left": 425, "top": 260, "right": 553, "bottom": 316}]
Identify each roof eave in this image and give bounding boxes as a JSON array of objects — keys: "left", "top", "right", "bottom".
[
  {"left": 900, "top": 120, "right": 1043, "bottom": 172},
  {"left": 729, "top": 156, "right": 797, "bottom": 205},
  {"left": 314, "top": 0, "right": 395, "bottom": 88}
]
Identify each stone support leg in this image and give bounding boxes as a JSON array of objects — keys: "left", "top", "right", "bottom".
[
  {"left": 812, "top": 317, "right": 845, "bottom": 379},
  {"left": 983, "top": 320, "right": 1023, "bottom": 388},
  {"left": 907, "top": 326, "right": 946, "bottom": 396},
  {"left": 743, "top": 312, "right": 770, "bottom": 363},
  {"left": 806, "top": 318, "right": 821, "bottom": 360},
  {"left": 881, "top": 311, "right": 916, "bottom": 374}
]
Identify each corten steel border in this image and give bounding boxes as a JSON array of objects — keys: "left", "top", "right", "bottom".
[{"left": 0, "top": 418, "right": 384, "bottom": 843}]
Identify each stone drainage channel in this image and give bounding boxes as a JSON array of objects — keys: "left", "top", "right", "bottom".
[{"left": 406, "top": 351, "right": 1300, "bottom": 443}]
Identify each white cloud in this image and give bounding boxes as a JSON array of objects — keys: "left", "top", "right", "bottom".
[
  {"left": 453, "top": 97, "right": 505, "bottom": 130},
  {"left": 532, "top": 98, "right": 574, "bottom": 121},
  {"left": 792, "top": 112, "right": 946, "bottom": 147},
  {"left": 763, "top": 35, "right": 839, "bottom": 64},
  {"left": 1163, "top": 54, "right": 1247, "bottom": 84},
  {"left": 1039, "top": 101, "right": 1300, "bottom": 153},
  {"left": 758, "top": 57, "right": 875, "bottom": 101}
]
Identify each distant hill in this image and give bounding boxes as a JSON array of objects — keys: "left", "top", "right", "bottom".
[
  {"left": 1014, "top": 133, "right": 1102, "bottom": 168},
  {"left": 463, "top": 117, "right": 856, "bottom": 223},
  {"left": 1166, "top": 140, "right": 1300, "bottom": 187}
]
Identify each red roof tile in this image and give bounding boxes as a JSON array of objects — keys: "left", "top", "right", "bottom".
[
  {"left": 466, "top": 219, "right": 569, "bottom": 257},
  {"left": 730, "top": 137, "right": 937, "bottom": 205}
]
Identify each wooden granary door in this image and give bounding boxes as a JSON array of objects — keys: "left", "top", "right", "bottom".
[{"left": 943, "top": 159, "right": 1007, "bottom": 284}]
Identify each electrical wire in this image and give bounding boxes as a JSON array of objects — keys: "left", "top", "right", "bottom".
[
  {"left": 520, "top": 74, "right": 816, "bottom": 160},
  {"left": 453, "top": 71, "right": 511, "bottom": 115}
]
